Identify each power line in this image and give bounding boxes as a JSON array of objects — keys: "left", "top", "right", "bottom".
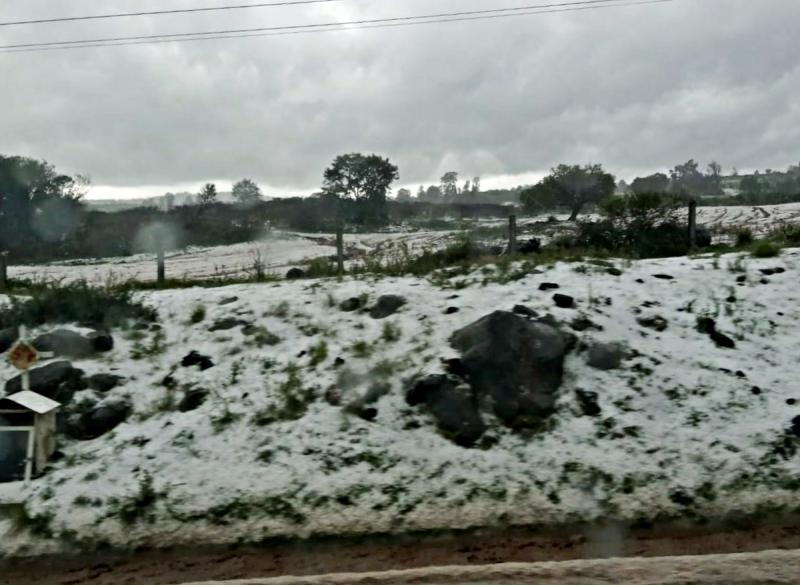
[
  {"left": 0, "top": 0, "right": 341, "bottom": 27},
  {"left": 0, "top": 0, "right": 674, "bottom": 53}
]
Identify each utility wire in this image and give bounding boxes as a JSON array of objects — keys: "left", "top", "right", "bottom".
[
  {"left": 0, "top": 0, "right": 674, "bottom": 53},
  {"left": 0, "top": 0, "right": 341, "bottom": 27}
]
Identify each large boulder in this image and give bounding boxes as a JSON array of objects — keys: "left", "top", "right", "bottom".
[
  {"left": 370, "top": 295, "right": 407, "bottom": 319},
  {"left": 5, "top": 361, "right": 85, "bottom": 403},
  {"left": 450, "top": 311, "right": 569, "bottom": 427},
  {"left": 406, "top": 375, "right": 485, "bottom": 447},
  {"left": 66, "top": 398, "right": 132, "bottom": 440},
  {"left": 32, "top": 329, "right": 113, "bottom": 359},
  {"left": 0, "top": 327, "right": 18, "bottom": 353}
]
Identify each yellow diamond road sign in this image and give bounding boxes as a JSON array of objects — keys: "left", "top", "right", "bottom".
[{"left": 8, "top": 340, "right": 39, "bottom": 372}]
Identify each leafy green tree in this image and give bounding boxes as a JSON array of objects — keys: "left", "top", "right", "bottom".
[
  {"left": 631, "top": 173, "right": 670, "bottom": 194},
  {"left": 0, "top": 155, "right": 87, "bottom": 254},
  {"left": 322, "top": 153, "right": 399, "bottom": 225},
  {"left": 198, "top": 183, "right": 217, "bottom": 205},
  {"left": 520, "top": 164, "right": 615, "bottom": 220},
  {"left": 232, "top": 178, "right": 262, "bottom": 204},
  {"left": 440, "top": 171, "right": 459, "bottom": 200}
]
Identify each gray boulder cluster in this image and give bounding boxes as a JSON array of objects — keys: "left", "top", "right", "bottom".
[
  {"left": 407, "top": 309, "right": 631, "bottom": 446},
  {"left": 2, "top": 329, "right": 130, "bottom": 440},
  {"left": 407, "top": 311, "right": 573, "bottom": 446}
]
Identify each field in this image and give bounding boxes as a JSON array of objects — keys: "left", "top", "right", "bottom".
[{"left": 7, "top": 203, "right": 800, "bottom": 285}]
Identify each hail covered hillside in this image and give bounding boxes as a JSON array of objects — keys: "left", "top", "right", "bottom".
[{"left": 1, "top": 245, "right": 799, "bottom": 557}]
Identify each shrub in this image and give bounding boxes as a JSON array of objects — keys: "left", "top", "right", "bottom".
[
  {"left": 735, "top": 227, "right": 754, "bottom": 247},
  {"left": 751, "top": 240, "right": 781, "bottom": 258},
  {"left": 190, "top": 305, "right": 206, "bottom": 323},
  {"left": 0, "top": 281, "right": 156, "bottom": 330}
]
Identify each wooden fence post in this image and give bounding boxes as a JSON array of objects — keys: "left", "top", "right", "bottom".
[
  {"left": 688, "top": 200, "right": 697, "bottom": 249},
  {"left": 157, "top": 248, "right": 166, "bottom": 284},
  {"left": 336, "top": 226, "right": 345, "bottom": 277},
  {"left": 507, "top": 214, "right": 517, "bottom": 255},
  {"left": 0, "top": 251, "right": 7, "bottom": 291}
]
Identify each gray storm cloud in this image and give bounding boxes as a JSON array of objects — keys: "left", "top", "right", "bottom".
[{"left": 1, "top": 0, "right": 799, "bottom": 194}]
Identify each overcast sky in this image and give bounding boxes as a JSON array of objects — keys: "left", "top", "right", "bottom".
[{"left": 1, "top": 0, "right": 798, "bottom": 199}]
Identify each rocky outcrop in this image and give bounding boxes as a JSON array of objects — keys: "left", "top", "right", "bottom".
[
  {"left": 450, "top": 311, "right": 569, "bottom": 427},
  {"left": 406, "top": 375, "right": 485, "bottom": 447},
  {"left": 32, "top": 329, "right": 114, "bottom": 359},
  {"left": 4, "top": 361, "right": 86, "bottom": 403},
  {"left": 370, "top": 295, "right": 407, "bottom": 319}
]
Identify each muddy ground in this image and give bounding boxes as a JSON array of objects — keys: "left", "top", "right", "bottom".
[{"left": 2, "top": 521, "right": 800, "bottom": 585}]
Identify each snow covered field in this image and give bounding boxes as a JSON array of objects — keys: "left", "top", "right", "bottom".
[
  {"left": 6, "top": 231, "right": 458, "bottom": 285},
  {"left": 7, "top": 203, "right": 800, "bottom": 286},
  {"left": 1, "top": 246, "right": 799, "bottom": 558}
]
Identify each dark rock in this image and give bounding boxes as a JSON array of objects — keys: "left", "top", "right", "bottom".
[
  {"left": 406, "top": 374, "right": 485, "bottom": 447},
  {"left": 286, "top": 267, "right": 306, "bottom": 279},
  {"left": 607, "top": 267, "right": 623, "bottom": 277},
  {"left": 5, "top": 361, "right": 85, "bottom": 403},
  {"left": 575, "top": 390, "right": 601, "bottom": 417},
  {"left": 790, "top": 416, "right": 800, "bottom": 438},
  {"left": 553, "top": 294, "right": 575, "bottom": 309},
  {"left": 442, "top": 358, "right": 468, "bottom": 378},
  {"left": 513, "top": 305, "right": 539, "bottom": 319},
  {"left": 670, "top": 490, "right": 694, "bottom": 507},
  {"left": 357, "top": 408, "right": 378, "bottom": 422},
  {"left": 539, "top": 282, "right": 560, "bottom": 291},
  {"left": 87, "top": 331, "right": 114, "bottom": 352},
  {"left": 370, "top": 295, "right": 407, "bottom": 319},
  {"left": 33, "top": 329, "right": 96, "bottom": 359},
  {"left": 570, "top": 316, "right": 601, "bottom": 332},
  {"left": 653, "top": 274, "right": 675, "bottom": 280},
  {"left": 70, "top": 399, "right": 132, "bottom": 440},
  {"left": 161, "top": 374, "right": 177, "bottom": 389},
  {"left": 208, "top": 317, "right": 249, "bottom": 332},
  {"left": 736, "top": 371, "right": 747, "bottom": 379},
  {"left": 444, "top": 307, "right": 460, "bottom": 315},
  {"left": 179, "top": 387, "right": 209, "bottom": 412},
  {"left": 181, "top": 351, "right": 215, "bottom": 370},
  {"left": 726, "top": 296, "right": 737, "bottom": 303},
  {"left": 339, "top": 297, "right": 364, "bottom": 312},
  {"left": 751, "top": 387, "right": 762, "bottom": 396},
  {"left": 518, "top": 238, "right": 541, "bottom": 254},
  {"left": 636, "top": 279, "right": 645, "bottom": 284},
  {"left": 450, "top": 311, "right": 568, "bottom": 427},
  {"left": 696, "top": 317, "right": 736, "bottom": 349},
  {"left": 218, "top": 296, "right": 239, "bottom": 306},
  {"left": 637, "top": 315, "right": 668, "bottom": 332},
  {"left": 787, "top": 398, "right": 797, "bottom": 406},
  {"left": 88, "top": 373, "right": 124, "bottom": 393},
  {"left": 760, "top": 267, "right": 786, "bottom": 276},
  {"left": 710, "top": 330, "right": 736, "bottom": 349},
  {"left": 736, "top": 275, "right": 747, "bottom": 283},
  {"left": 0, "top": 327, "right": 18, "bottom": 353},
  {"left": 333, "top": 357, "right": 346, "bottom": 368},
  {"left": 586, "top": 342, "right": 627, "bottom": 371}
]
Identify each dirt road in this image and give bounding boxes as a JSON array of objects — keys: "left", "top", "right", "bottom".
[
  {"left": 181, "top": 550, "right": 800, "bottom": 585},
  {"left": 2, "top": 522, "right": 800, "bottom": 585}
]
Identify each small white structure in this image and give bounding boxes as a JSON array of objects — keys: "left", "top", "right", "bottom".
[{"left": 0, "top": 391, "right": 61, "bottom": 483}]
